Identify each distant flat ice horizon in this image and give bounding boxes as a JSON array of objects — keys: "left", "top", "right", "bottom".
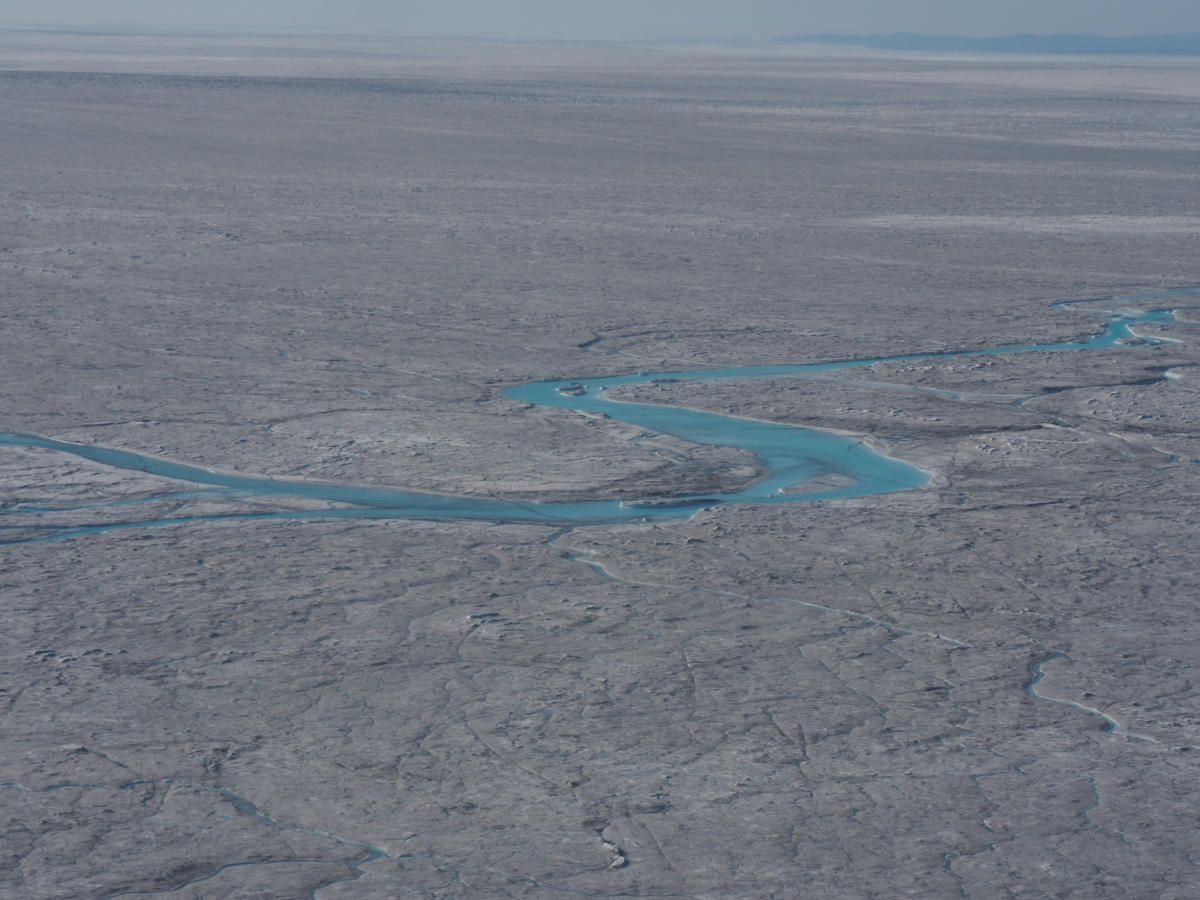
[
  {"left": 4, "top": 24, "right": 1200, "bottom": 56},
  {"left": 3, "top": 0, "right": 1200, "bottom": 42}
]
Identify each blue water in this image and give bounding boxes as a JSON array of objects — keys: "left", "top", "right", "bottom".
[{"left": 1, "top": 292, "right": 1194, "bottom": 542}]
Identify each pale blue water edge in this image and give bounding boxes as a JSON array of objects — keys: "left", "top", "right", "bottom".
[{"left": 1, "top": 292, "right": 1195, "bottom": 543}]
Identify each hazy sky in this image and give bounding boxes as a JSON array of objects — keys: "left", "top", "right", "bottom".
[{"left": 4, "top": 1, "right": 1200, "bottom": 40}]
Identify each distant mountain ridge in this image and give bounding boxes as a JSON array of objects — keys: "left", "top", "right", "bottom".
[{"left": 778, "top": 32, "right": 1200, "bottom": 55}]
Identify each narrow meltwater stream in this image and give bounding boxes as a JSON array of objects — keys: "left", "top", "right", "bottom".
[
  {"left": 0, "top": 291, "right": 1194, "bottom": 543},
  {"left": 1026, "top": 651, "right": 1159, "bottom": 743}
]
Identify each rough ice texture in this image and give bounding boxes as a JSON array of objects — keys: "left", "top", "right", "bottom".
[{"left": 2, "top": 33, "right": 1199, "bottom": 898}]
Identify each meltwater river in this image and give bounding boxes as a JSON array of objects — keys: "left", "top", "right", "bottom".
[{"left": 0, "top": 293, "right": 1193, "bottom": 542}]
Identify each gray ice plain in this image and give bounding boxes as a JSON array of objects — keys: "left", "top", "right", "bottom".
[{"left": 1, "top": 33, "right": 1199, "bottom": 898}]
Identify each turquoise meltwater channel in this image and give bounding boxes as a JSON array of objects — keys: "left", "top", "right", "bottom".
[{"left": 1, "top": 291, "right": 1195, "bottom": 542}]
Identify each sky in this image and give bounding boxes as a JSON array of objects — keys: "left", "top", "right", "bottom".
[{"left": 3, "top": 1, "right": 1200, "bottom": 40}]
